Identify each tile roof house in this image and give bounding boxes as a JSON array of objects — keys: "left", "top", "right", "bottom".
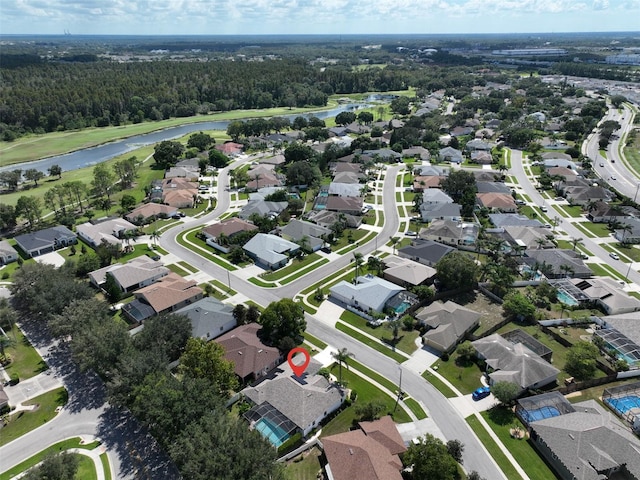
[
  {"left": 382, "top": 256, "right": 436, "bottom": 287},
  {"left": 476, "top": 192, "right": 517, "bottom": 213},
  {"left": 413, "top": 165, "right": 449, "bottom": 177},
  {"left": 305, "top": 210, "right": 362, "bottom": 229},
  {"left": 322, "top": 416, "right": 406, "bottom": 480},
  {"left": 402, "top": 146, "right": 431, "bottom": 161},
  {"left": 202, "top": 218, "right": 258, "bottom": 252},
  {"left": 176, "top": 297, "right": 237, "bottom": 341},
  {"left": 88, "top": 255, "right": 169, "bottom": 292},
  {"left": 472, "top": 333, "right": 559, "bottom": 391},
  {"left": 413, "top": 175, "right": 446, "bottom": 192},
  {"left": 125, "top": 203, "right": 178, "bottom": 224},
  {"left": 523, "top": 249, "right": 592, "bottom": 279},
  {"left": 246, "top": 172, "right": 283, "bottom": 191},
  {"left": 334, "top": 162, "right": 363, "bottom": 175},
  {"left": 569, "top": 277, "right": 640, "bottom": 315},
  {"left": 489, "top": 213, "right": 543, "bottom": 228},
  {"left": 470, "top": 151, "right": 493, "bottom": 164},
  {"left": 122, "top": 273, "right": 203, "bottom": 323},
  {"left": 526, "top": 398, "right": 640, "bottom": 480},
  {"left": 421, "top": 219, "right": 480, "bottom": 246},
  {"left": 279, "top": 219, "right": 330, "bottom": 252},
  {"left": 76, "top": 218, "right": 137, "bottom": 248},
  {"left": 420, "top": 203, "right": 462, "bottom": 223},
  {"left": 438, "top": 146, "right": 463, "bottom": 163},
  {"left": 0, "top": 240, "right": 18, "bottom": 265},
  {"left": 165, "top": 165, "right": 199, "bottom": 181},
  {"left": 243, "top": 233, "right": 300, "bottom": 270},
  {"left": 476, "top": 182, "right": 512, "bottom": 194},
  {"left": 418, "top": 301, "right": 481, "bottom": 353},
  {"left": 564, "top": 186, "right": 615, "bottom": 206},
  {"left": 330, "top": 275, "right": 406, "bottom": 315},
  {"left": 465, "top": 139, "right": 492, "bottom": 151},
  {"left": 398, "top": 239, "right": 454, "bottom": 267},
  {"left": 243, "top": 358, "right": 345, "bottom": 438},
  {"left": 332, "top": 171, "right": 362, "bottom": 184},
  {"left": 215, "top": 142, "right": 243, "bottom": 156},
  {"left": 502, "top": 226, "right": 555, "bottom": 250},
  {"left": 14, "top": 225, "right": 77, "bottom": 258}
]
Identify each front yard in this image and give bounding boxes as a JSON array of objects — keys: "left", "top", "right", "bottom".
[
  {"left": 338, "top": 311, "right": 419, "bottom": 356},
  {"left": 3, "top": 325, "right": 48, "bottom": 381}
]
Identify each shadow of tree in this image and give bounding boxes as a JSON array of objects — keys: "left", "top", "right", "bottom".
[{"left": 487, "top": 406, "right": 515, "bottom": 426}]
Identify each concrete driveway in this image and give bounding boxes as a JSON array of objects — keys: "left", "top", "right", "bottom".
[{"left": 34, "top": 251, "right": 65, "bottom": 267}]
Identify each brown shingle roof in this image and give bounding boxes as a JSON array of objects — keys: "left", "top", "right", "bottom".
[
  {"left": 134, "top": 272, "right": 202, "bottom": 313},
  {"left": 215, "top": 323, "right": 281, "bottom": 379},
  {"left": 202, "top": 218, "right": 258, "bottom": 240}
]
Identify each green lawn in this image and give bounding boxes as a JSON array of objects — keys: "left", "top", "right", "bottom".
[
  {"left": 560, "top": 205, "right": 584, "bottom": 218},
  {"left": 431, "top": 349, "right": 484, "bottom": 395},
  {"left": 177, "top": 261, "right": 198, "bottom": 273},
  {"left": 74, "top": 454, "right": 98, "bottom": 480},
  {"left": 585, "top": 262, "right": 626, "bottom": 281},
  {"left": 338, "top": 311, "right": 419, "bottom": 355},
  {"left": 575, "top": 221, "right": 612, "bottom": 238},
  {"left": 422, "top": 370, "right": 459, "bottom": 398},
  {"left": 285, "top": 447, "right": 323, "bottom": 480},
  {"left": 335, "top": 323, "right": 407, "bottom": 363},
  {"left": 302, "top": 332, "right": 328, "bottom": 351},
  {"left": 331, "top": 228, "right": 369, "bottom": 251},
  {"left": 166, "top": 263, "right": 190, "bottom": 276},
  {"left": 100, "top": 453, "right": 112, "bottom": 480},
  {"left": 261, "top": 253, "right": 321, "bottom": 281},
  {"left": 466, "top": 416, "right": 525, "bottom": 480},
  {"left": 0, "top": 437, "right": 101, "bottom": 480},
  {"left": 404, "top": 397, "right": 428, "bottom": 420},
  {"left": 180, "top": 228, "right": 238, "bottom": 271},
  {"left": 481, "top": 408, "right": 556, "bottom": 480},
  {"left": 3, "top": 325, "right": 48, "bottom": 381},
  {"left": 0, "top": 387, "right": 68, "bottom": 446},
  {"left": 281, "top": 258, "right": 330, "bottom": 285}
]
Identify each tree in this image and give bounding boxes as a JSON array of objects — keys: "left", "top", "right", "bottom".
[
  {"left": 367, "top": 255, "right": 384, "bottom": 276},
  {"left": 357, "top": 111, "right": 374, "bottom": 125},
  {"left": 456, "top": 341, "right": 477, "bottom": 363},
  {"left": 258, "top": 298, "right": 306, "bottom": 350},
  {"left": 228, "top": 245, "right": 246, "bottom": 264},
  {"left": 113, "top": 156, "right": 139, "bottom": 189},
  {"left": 403, "top": 434, "right": 458, "bottom": 480},
  {"left": 491, "top": 381, "right": 520, "bottom": 405},
  {"left": 352, "top": 252, "right": 364, "bottom": 280},
  {"left": 48, "top": 164, "right": 62, "bottom": 179},
  {"left": 331, "top": 347, "right": 354, "bottom": 385},
  {"left": 120, "top": 194, "right": 137, "bottom": 211},
  {"left": 187, "top": 132, "right": 214, "bottom": 151},
  {"left": 439, "top": 170, "right": 477, "bottom": 216},
  {"left": 104, "top": 272, "right": 122, "bottom": 304},
  {"left": 0, "top": 334, "right": 15, "bottom": 359},
  {"left": 0, "top": 203, "right": 17, "bottom": 230},
  {"left": 446, "top": 439, "right": 464, "bottom": 464},
  {"left": 92, "top": 163, "right": 115, "bottom": 200},
  {"left": 386, "top": 317, "right": 404, "bottom": 345},
  {"left": 15, "top": 195, "right": 42, "bottom": 228},
  {"left": 335, "top": 111, "right": 356, "bottom": 126},
  {"left": 354, "top": 400, "right": 386, "bottom": 421},
  {"left": 565, "top": 341, "right": 599, "bottom": 380},
  {"left": 390, "top": 236, "right": 399, "bottom": 255},
  {"left": 23, "top": 168, "right": 44, "bottom": 187},
  {"left": 208, "top": 149, "right": 230, "bottom": 168},
  {"left": 571, "top": 236, "right": 583, "bottom": 251},
  {"left": 284, "top": 142, "right": 315, "bottom": 163},
  {"left": 153, "top": 140, "right": 184, "bottom": 169},
  {"left": 0, "top": 170, "right": 22, "bottom": 191},
  {"left": 502, "top": 291, "right": 536, "bottom": 322},
  {"left": 134, "top": 313, "right": 192, "bottom": 362},
  {"left": 150, "top": 229, "right": 161, "bottom": 247},
  {"left": 246, "top": 304, "right": 261, "bottom": 324},
  {"left": 22, "top": 452, "right": 79, "bottom": 480},
  {"left": 285, "top": 161, "right": 321, "bottom": 187},
  {"left": 435, "top": 252, "right": 479, "bottom": 291},
  {"left": 232, "top": 304, "right": 247, "bottom": 325},
  {"left": 179, "top": 338, "right": 238, "bottom": 394}
]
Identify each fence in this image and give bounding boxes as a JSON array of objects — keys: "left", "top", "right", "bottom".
[
  {"left": 555, "top": 374, "right": 619, "bottom": 395},
  {"left": 276, "top": 438, "right": 320, "bottom": 463}
]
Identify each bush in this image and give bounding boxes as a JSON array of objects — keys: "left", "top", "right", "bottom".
[
  {"left": 350, "top": 390, "right": 358, "bottom": 402},
  {"left": 1, "top": 272, "right": 9, "bottom": 280},
  {"left": 10, "top": 372, "right": 19, "bottom": 385},
  {"left": 277, "top": 431, "right": 303, "bottom": 455}
]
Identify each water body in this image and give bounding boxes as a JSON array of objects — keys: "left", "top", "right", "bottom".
[{"left": 1, "top": 103, "right": 368, "bottom": 174}]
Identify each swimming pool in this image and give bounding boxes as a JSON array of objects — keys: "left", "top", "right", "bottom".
[
  {"left": 521, "top": 406, "right": 561, "bottom": 423},
  {"left": 605, "top": 395, "right": 640, "bottom": 415},
  {"left": 557, "top": 289, "right": 579, "bottom": 307},
  {"left": 254, "top": 417, "right": 291, "bottom": 447},
  {"left": 395, "top": 302, "right": 411, "bottom": 314}
]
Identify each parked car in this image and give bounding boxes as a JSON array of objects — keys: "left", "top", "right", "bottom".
[
  {"left": 405, "top": 231, "right": 417, "bottom": 236},
  {"left": 472, "top": 386, "right": 491, "bottom": 401},
  {"left": 610, "top": 252, "right": 620, "bottom": 261},
  {"left": 540, "top": 206, "right": 548, "bottom": 212},
  {"left": 600, "top": 162, "right": 604, "bottom": 167},
  {"left": 515, "top": 199, "right": 526, "bottom": 205}
]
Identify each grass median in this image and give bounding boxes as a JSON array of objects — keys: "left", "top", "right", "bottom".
[
  {"left": 466, "top": 415, "right": 524, "bottom": 480},
  {"left": 335, "top": 322, "right": 407, "bottom": 363}
]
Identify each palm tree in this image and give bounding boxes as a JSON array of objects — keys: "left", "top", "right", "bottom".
[
  {"left": 536, "top": 237, "right": 547, "bottom": 249},
  {"left": 331, "top": 348, "right": 354, "bottom": 386},
  {"left": 620, "top": 224, "right": 633, "bottom": 244},
  {"left": 570, "top": 237, "right": 584, "bottom": 251},
  {"left": 0, "top": 334, "right": 15, "bottom": 358},
  {"left": 150, "top": 230, "right": 161, "bottom": 247},
  {"left": 608, "top": 218, "right": 623, "bottom": 232},
  {"left": 386, "top": 318, "right": 404, "bottom": 347},
  {"left": 353, "top": 252, "right": 364, "bottom": 281},
  {"left": 367, "top": 256, "right": 384, "bottom": 276},
  {"left": 390, "top": 236, "right": 399, "bottom": 255},
  {"left": 560, "top": 264, "right": 574, "bottom": 278},
  {"left": 297, "top": 235, "right": 311, "bottom": 254}
]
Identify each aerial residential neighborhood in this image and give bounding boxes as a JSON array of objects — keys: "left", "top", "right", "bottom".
[{"left": 1, "top": 25, "right": 640, "bottom": 480}]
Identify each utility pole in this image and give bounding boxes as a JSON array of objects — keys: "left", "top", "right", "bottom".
[{"left": 393, "top": 366, "right": 403, "bottom": 413}]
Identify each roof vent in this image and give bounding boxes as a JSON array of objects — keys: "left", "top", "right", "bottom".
[
  {"left": 258, "top": 349, "right": 263, "bottom": 353},
  {"left": 568, "top": 433, "right": 575, "bottom": 440},
  {"left": 349, "top": 448, "right": 354, "bottom": 455},
  {"left": 238, "top": 352, "right": 243, "bottom": 355}
]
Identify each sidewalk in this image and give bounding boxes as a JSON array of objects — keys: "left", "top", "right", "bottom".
[{"left": 4, "top": 370, "right": 63, "bottom": 407}]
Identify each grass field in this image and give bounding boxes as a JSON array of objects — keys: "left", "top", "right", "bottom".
[
  {"left": 335, "top": 323, "right": 407, "bottom": 363},
  {"left": 285, "top": 447, "right": 323, "bottom": 480},
  {"left": 422, "top": 370, "right": 459, "bottom": 398},
  {"left": 74, "top": 454, "right": 98, "bottom": 480},
  {"left": 338, "top": 311, "right": 419, "bottom": 355},
  {"left": 466, "top": 415, "right": 524, "bottom": 480},
  {"left": 431, "top": 349, "right": 484, "bottom": 395},
  {"left": 3, "top": 324, "right": 48, "bottom": 381}
]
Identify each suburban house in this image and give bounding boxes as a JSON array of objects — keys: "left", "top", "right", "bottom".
[
  {"left": 418, "top": 301, "right": 481, "bottom": 354},
  {"left": 438, "top": 146, "right": 463, "bottom": 163},
  {"left": 595, "top": 313, "right": 640, "bottom": 370},
  {"left": 413, "top": 165, "right": 449, "bottom": 177},
  {"left": 121, "top": 273, "right": 203, "bottom": 323},
  {"left": 476, "top": 192, "right": 517, "bottom": 213},
  {"left": 176, "top": 297, "right": 237, "bottom": 341},
  {"left": 489, "top": 213, "right": 543, "bottom": 228},
  {"left": 501, "top": 226, "right": 555, "bottom": 251},
  {"left": 567, "top": 278, "right": 640, "bottom": 315},
  {"left": 420, "top": 203, "right": 462, "bottom": 223},
  {"left": 76, "top": 218, "right": 138, "bottom": 248},
  {"left": 322, "top": 416, "right": 406, "bottom": 480},
  {"left": 305, "top": 210, "right": 362, "bottom": 229},
  {"left": 125, "top": 203, "right": 178, "bottom": 224},
  {"left": 246, "top": 172, "right": 283, "bottom": 191},
  {"left": 238, "top": 199, "right": 288, "bottom": 220},
  {"left": 14, "top": 225, "right": 77, "bottom": 258},
  {"left": 215, "top": 323, "right": 282, "bottom": 383},
  {"left": 202, "top": 218, "right": 258, "bottom": 252},
  {"left": 160, "top": 177, "right": 198, "bottom": 208},
  {"left": 476, "top": 182, "right": 512, "bottom": 194},
  {"left": 402, "top": 146, "right": 431, "bottom": 161},
  {"left": 279, "top": 219, "right": 330, "bottom": 252},
  {"left": 382, "top": 256, "right": 436, "bottom": 287},
  {"left": 215, "top": 142, "right": 243, "bottom": 156},
  {"left": 243, "top": 359, "right": 345, "bottom": 445},
  {"left": 470, "top": 151, "right": 493, "bottom": 164},
  {"left": 523, "top": 250, "right": 592, "bottom": 279},
  {"left": 325, "top": 196, "right": 364, "bottom": 215},
  {"left": 586, "top": 201, "right": 628, "bottom": 223},
  {"left": 243, "top": 233, "right": 300, "bottom": 270},
  {"left": 564, "top": 186, "right": 614, "bottom": 206},
  {"left": 330, "top": 275, "right": 415, "bottom": 316},
  {"left": 332, "top": 171, "right": 362, "bottom": 184},
  {"left": 465, "top": 139, "right": 492, "bottom": 151},
  {"left": 614, "top": 217, "right": 640, "bottom": 244},
  {"left": 421, "top": 219, "right": 479, "bottom": 246},
  {"left": 0, "top": 240, "right": 18, "bottom": 265},
  {"left": 165, "top": 165, "right": 199, "bottom": 181},
  {"left": 413, "top": 175, "right": 446, "bottom": 192},
  {"left": 88, "top": 255, "right": 169, "bottom": 292},
  {"left": 328, "top": 182, "right": 363, "bottom": 197},
  {"left": 518, "top": 393, "right": 640, "bottom": 480},
  {"left": 422, "top": 189, "right": 453, "bottom": 205},
  {"left": 398, "top": 239, "right": 454, "bottom": 267},
  {"left": 472, "top": 333, "right": 560, "bottom": 391}
]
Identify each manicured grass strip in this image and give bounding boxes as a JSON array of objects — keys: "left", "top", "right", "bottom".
[
  {"left": 303, "top": 332, "right": 328, "bottom": 351},
  {"left": 3, "top": 325, "right": 48, "bottom": 381},
  {"left": 300, "top": 303, "right": 318, "bottom": 315},
  {"left": 74, "top": 454, "right": 98, "bottom": 480},
  {"left": 339, "top": 311, "right": 419, "bottom": 355},
  {"left": 466, "top": 416, "right": 524, "bottom": 480},
  {"left": 0, "top": 387, "right": 68, "bottom": 447},
  {"left": 210, "top": 278, "right": 237, "bottom": 296},
  {"left": 177, "top": 261, "right": 198, "bottom": 274},
  {"left": 248, "top": 277, "right": 277, "bottom": 288},
  {"left": 481, "top": 409, "right": 556, "bottom": 480},
  {"left": 335, "top": 322, "right": 407, "bottom": 363},
  {"left": 100, "top": 453, "right": 112, "bottom": 480},
  {"left": 403, "top": 397, "right": 428, "bottom": 420},
  {"left": 574, "top": 221, "right": 612, "bottom": 238},
  {"left": 585, "top": 262, "right": 626, "bottom": 281},
  {"left": 166, "top": 263, "right": 190, "bottom": 277},
  {"left": 0, "top": 437, "right": 101, "bottom": 480},
  {"left": 154, "top": 246, "right": 169, "bottom": 255},
  {"left": 281, "top": 259, "right": 330, "bottom": 285},
  {"left": 421, "top": 370, "right": 458, "bottom": 398},
  {"left": 349, "top": 359, "right": 398, "bottom": 393},
  {"left": 180, "top": 229, "right": 238, "bottom": 271},
  {"left": 261, "top": 253, "right": 321, "bottom": 281}
]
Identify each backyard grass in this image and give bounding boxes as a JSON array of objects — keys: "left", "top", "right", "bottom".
[
  {"left": 466, "top": 416, "right": 525, "bottom": 480},
  {"left": 481, "top": 408, "right": 556, "bottom": 480},
  {"left": 335, "top": 323, "right": 407, "bottom": 363},
  {"left": 3, "top": 324, "right": 48, "bottom": 381},
  {"left": 0, "top": 387, "right": 68, "bottom": 446},
  {"left": 285, "top": 447, "right": 323, "bottom": 480},
  {"left": 0, "top": 437, "right": 101, "bottom": 480},
  {"left": 338, "top": 311, "right": 419, "bottom": 356},
  {"left": 422, "top": 370, "right": 459, "bottom": 398}
]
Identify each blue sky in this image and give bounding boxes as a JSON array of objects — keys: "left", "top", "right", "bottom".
[{"left": 2, "top": 0, "right": 639, "bottom": 36}]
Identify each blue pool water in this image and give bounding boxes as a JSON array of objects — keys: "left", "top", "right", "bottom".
[
  {"left": 395, "top": 302, "right": 411, "bottom": 314},
  {"left": 606, "top": 395, "right": 640, "bottom": 414},
  {"left": 557, "top": 289, "right": 579, "bottom": 307},
  {"left": 254, "top": 417, "right": 290, "bottom": 447},
  {"left": 521, "top": 406, "right": 560, "bottom": 424}
]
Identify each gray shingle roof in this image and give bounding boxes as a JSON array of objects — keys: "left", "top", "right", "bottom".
[
  {"left": 330, "top": 275, "right": 405, "bottom": 313},
  {"left": 398, "top": 239, "right": 454, "bottom": 265},
  {"left": 14, "top": 225, "right": 76, "bottom": 255},
  {"left": 243, "top": 233, "right": 299, "bottom": 266},
  {"left": 176, "top": 297, "right": 236, "bottom": 340}
]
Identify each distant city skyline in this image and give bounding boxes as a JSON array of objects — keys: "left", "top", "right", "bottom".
[{"left": 2, "top": 0, "right": 639, "bottom": 36}]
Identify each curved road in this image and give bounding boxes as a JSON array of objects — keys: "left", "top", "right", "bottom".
[{"left": 159, "top": 162, "right": 506, "bottom": 479}]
